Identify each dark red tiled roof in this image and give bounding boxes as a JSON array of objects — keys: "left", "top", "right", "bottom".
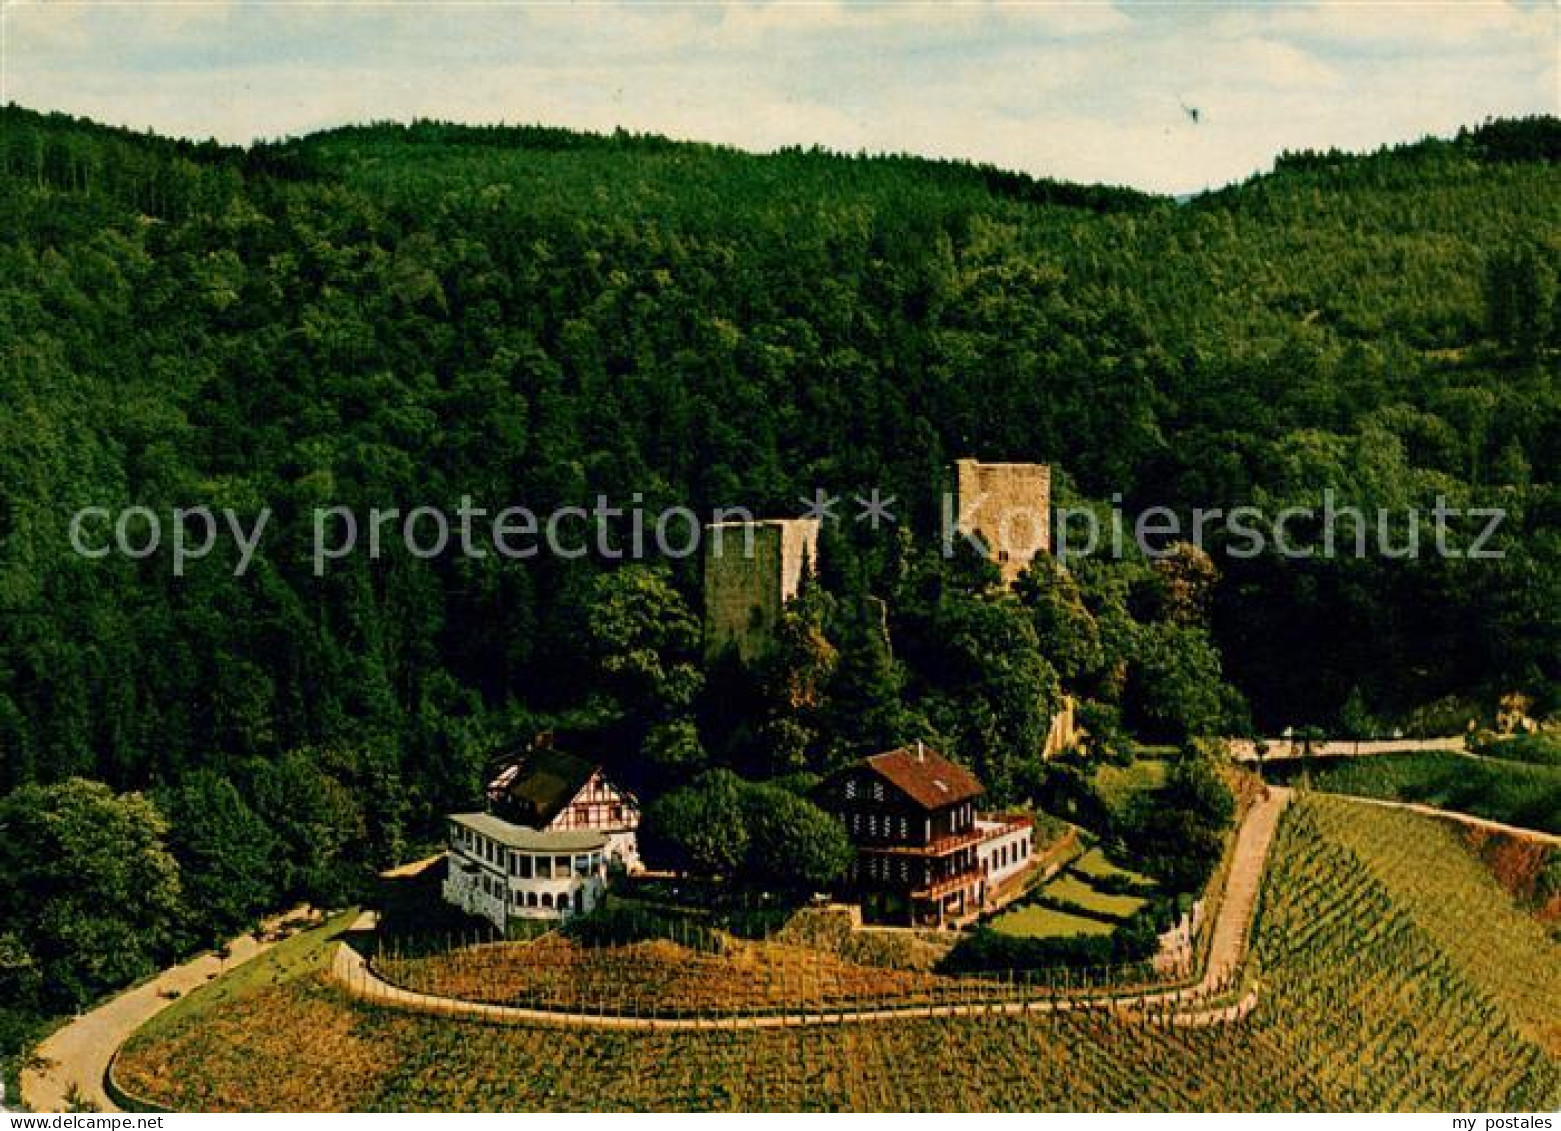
[{"left": 865, "top": 745, "right": 984, "bottom": 811}]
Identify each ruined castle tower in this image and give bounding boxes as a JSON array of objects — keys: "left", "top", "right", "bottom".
[
  {"left": 952, "top": 459, "right": 1052, "bottom": 585},
  {"left": 703, "top": 518, "right": 821, "bottom": 663}
]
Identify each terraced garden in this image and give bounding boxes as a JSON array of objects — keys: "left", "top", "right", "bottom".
[
  {"left": 985, "top": 903, "right": 1117, "bottom": 940},
  {"left": 114, "top": 795, "right": 1560, "bottom": 1110},
  {"left": 989, "top": 847, "right": 1157, "bottom": 941}
]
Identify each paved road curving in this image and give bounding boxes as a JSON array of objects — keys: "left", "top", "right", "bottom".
[{"left": 21, "top": 909, "right": 316, "bottom": 1114}]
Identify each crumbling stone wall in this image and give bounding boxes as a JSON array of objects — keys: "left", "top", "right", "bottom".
[
  {"left": 703, "top": 518, "right": 820, "bottom": 662},
  {"left": 953, "top": 458, "right": 1052, "bottom": 584}
]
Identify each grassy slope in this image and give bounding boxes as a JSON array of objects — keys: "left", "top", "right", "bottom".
[
  {"left": 988, "top": 903, "right": 1117, "bottom": 940},
  {"left": 136, "top": 909, "right": 361, "bottom": 1037},
  {"left": 1070, "top": 847, "right": 1144, "bottom": 884},
  {"left": 1092, "top": 760, "right": 1169, "bottom": 821},
  {"left": 1269, "top": 753, "right": 1561, "bottom": 834},
  {"left": 1474, "top": 733, "right": 1561, "bottom": 768},
  {"left": 116, "top": 797, "right": 1559, "bottom": 1111}
]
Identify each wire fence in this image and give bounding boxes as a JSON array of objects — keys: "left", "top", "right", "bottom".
[{"left": 357, "top": 929, "right": 1247, "bottom": 1026}]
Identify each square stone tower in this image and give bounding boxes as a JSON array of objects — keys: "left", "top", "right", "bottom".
[
  {"left": 952, "top": 459, "right": 1052, "bottom": 585},
  {"left": 703, "top": 518, "right": 821, "bottom": 663}
]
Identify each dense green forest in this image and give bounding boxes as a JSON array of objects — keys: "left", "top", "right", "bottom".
[{"left": 0, "top": 107, "right": 1557, "bottom": 1053}]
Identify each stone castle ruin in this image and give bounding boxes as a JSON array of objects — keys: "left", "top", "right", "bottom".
[
  {"left": 702, "top": 518, "right": 820, "bottom": 662},
  {"left": 702, "top": 459, "right": 1050, "bottom": 660},
  {"left": 952, "top": 458, "right": 1052, "bottom": 585}
]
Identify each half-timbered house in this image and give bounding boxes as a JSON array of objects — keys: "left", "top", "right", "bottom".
[{"left": 442, "top": 739, "right": 640, "bottom": 930}]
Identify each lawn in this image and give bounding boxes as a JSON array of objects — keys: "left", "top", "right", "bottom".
[
  {"left": 1070, "top": 847, "right": 1148, "bottom": 885},
  {"left": 1040, "top": 875, "right": 1147, "bottom": 921}
]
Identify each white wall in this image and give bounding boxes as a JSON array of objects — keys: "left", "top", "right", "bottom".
[{"left": 977, "top": 823, "right": 1032, "bottom": 888}]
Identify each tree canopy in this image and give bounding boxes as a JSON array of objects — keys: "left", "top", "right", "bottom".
[{"left": 0, "top": 106, "right": 1556, "bottom": 1056}]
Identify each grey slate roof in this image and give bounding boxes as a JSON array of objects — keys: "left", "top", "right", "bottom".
[
  {"left": 448, "top": 811, "right": 607, "bottom": 852},
  {"left": 485, "top": 747, "right": 601, "bottom": 827}
]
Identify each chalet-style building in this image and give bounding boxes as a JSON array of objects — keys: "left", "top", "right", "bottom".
[
  {"left": 816, "top": 742, "right": 1035, "bottom": 926},
  {"left": 443, "top": 741, "right": 640, "bottom": 930},
  {"left": 485, "top": 744, "right": 640, "bottom": 871}
]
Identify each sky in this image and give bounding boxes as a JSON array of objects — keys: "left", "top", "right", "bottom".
[{"left": 2, "top": 0, "right": 1556, "bottom": 194}]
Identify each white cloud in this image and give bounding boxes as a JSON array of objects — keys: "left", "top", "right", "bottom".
[
  {"left": 683, "top": 1, "right": 1130, "bottom": 43},
  {"left": 1, "top": 0, "right": 1553, "bottom": 194},
  {"left": 1213, "top": 0, "right": 1555, "bottom": 51}
]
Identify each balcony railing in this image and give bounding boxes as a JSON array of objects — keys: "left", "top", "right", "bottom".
[
  {"left": 858, "top": 828, "right": 984, "bottom": 857},
  {"left": 910, "top": 868, "right": 982, "bottom": 900}
]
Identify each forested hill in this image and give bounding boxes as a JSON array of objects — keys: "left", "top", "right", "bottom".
[{"left": 1, "top": 105, "right": 1557, "bottom": 814}]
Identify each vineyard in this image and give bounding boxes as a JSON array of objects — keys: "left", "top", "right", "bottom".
[
  {"left": 1267, "top": 752, "right": 1561, "bottom": 834},
  {"left": 374, "top": 934, "right": 949, "bottom": 1016},
  {"left": 114, "top": 794, "right": 1560, "bottom": 1110},
  {"left": 367, "top": 927, "right": 1162, "bottom": 1017},
  {"left": 1280, "top": 797, "right": 1559, "bottom": 1054}
]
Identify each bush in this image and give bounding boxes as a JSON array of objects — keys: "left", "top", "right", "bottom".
[
  {"left": 638, "top": 770, "right": 750, "bottom": 876},
  {"left": 743, "top": 784, "right": 852, "bottom": 893},
  {"left": 639, "top": 770, "right": 850, "bottom": 892},
  {"left": 1537, "top": 855, "right": 1561, "bottom": 904},
  {"left": 1118, "top": 753, "right": 1235, "bottom": 894},
  {"left": 566, "top": 899, "right": 724, "bottom": 953},
  {"left": 940, "top": 911, "right": 1158, "bottom": 974},
  {"left": 1028, "top": 762, "right": 1111, "bottom": 832},
  {"left": 1086, "top": 872, "right": 1160, "bottom": 898},
  {"left": 1076, "top": 700, "right": 1134, "bottom": 764},
  {"left": 1472, "top": 732, "right": 1561, "bottom": 767},
  {"left": 1404, "top": 695, "right": 1485, "bottom": 737}
]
